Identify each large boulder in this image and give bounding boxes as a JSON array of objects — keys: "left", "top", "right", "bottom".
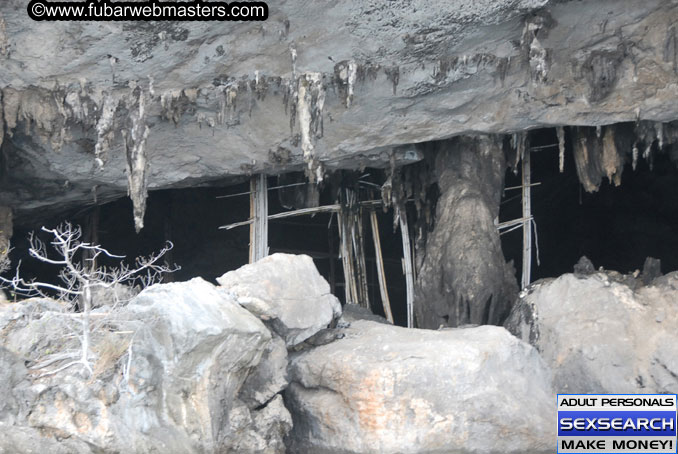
[
  {"left": 285, "top": 321, "right": 555, "bottom": 454},
  {"left": 217, "top": 254, "right": 342, "bottom": 347},
  {"left": 505, "top": 272, "right": 678, "bottom": 394},
  {"left": 0, "top": 278, "right": 291, "bottom": 453}
]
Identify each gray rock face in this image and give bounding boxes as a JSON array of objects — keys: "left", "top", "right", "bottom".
[
  {"left": 239, "top": 334, "right": 289, "bottom": 409},
  {"left": 217, "top": 253, "right": 342, "bottom": 346},
  {"left": 1, "top": 0, "right": 677, "bottom": 219},
  {"left": 505, "top": 272, "right": 678, "bottom": 394},
  {"left": 285, "top": 321, "right": 555, "bottom": 454},
  {"left": 415, "top": 137, "right": 518, "bottom": 329},
  {"left": 0, "top": 278, "right": 291, "bottom": 454}
]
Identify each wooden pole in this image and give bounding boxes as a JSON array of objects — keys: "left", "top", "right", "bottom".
[
  {"left": 249, "top": 174, "right": 268, "bottom": 263},
  {"left": 521, "top": 148, "right": 532, "bottom": 289},
  {"left": 338, "top": 209, "right": 358, "bottom": 305},
  {"left": 370, "top": 210, "right": 394, "bottom": 323},
  {"left": 354, "top": 208, "right": 370, "bottom": 309},
  {"left": 400, "top": 210, "right": 415, "bottom": 328},
  {"left": 219, "top": 199, "right": 396, "bottom": 231},
  {"left": 328, "top": 219, "right": 336, "bottom": 295}
]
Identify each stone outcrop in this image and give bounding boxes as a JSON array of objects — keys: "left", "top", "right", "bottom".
[
  {"left": 0, "top": 278, "right": 290, "bottom": 453},
  {"left": 285, "top": 321, "right": 555, "bottom": 454},
  {"left": 505, "top": 271, "right": 678, "bottom": 394},
  {"left": 217, "top": 253, "right": 342, "bottom": 347},
  {"left": 1, "top": 1, "right": 677, "bottom": 220}
]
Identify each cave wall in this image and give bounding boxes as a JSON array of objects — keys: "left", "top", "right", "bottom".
[{"left": 415, "top": 136, "right": 518, "bottom": 329}]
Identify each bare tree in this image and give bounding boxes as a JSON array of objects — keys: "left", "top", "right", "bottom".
[{"left": 0, "top": 222, "right": 178, "bottom": 376}]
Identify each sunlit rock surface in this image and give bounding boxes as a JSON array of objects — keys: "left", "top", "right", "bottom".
[
  {"left": 285, "top": 322, "right": 555, "bottom": 454},
  {"left": 505, "top": 271, "right": 678, "bottom": 394}
]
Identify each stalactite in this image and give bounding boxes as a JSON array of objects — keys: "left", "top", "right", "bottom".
[
  {"left": 572, "top": 126, "right": 603, "bottom": 192},
  {"left": 95, "top": 94, "right": 121, "bottom": 168},
  {"left": 656, "top": 122, "right": 664, "bottom": 149},
  {"left": 601, "top": 126, "right": 623, "bottom": 186},
  {"left": 556, "top": 126, "right": 565, "bottom": 173},
  {"left": 296, "top": 72, "right": 325, "bottom": 183},
  {"left": 123, "top": 89, "right": 150, "bottom": 233},
  {"left": 512, "top": 132, "right": 527, "bottom": 172}
]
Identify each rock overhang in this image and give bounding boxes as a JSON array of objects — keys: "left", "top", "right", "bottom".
[{"left": 0, "top": 0, "right": 677, "bottom": 222}]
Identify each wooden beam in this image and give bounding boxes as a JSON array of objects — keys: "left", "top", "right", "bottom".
[
  {"left": 400, "top": 211, "right": 415, "bottom": 328},
  {"left": 249, "top": 174, "right": 268, "bottom": 263},
  {"left": 370, "top": 210, "right": 394, "bottom": 323},
  {"left": 219, "top": 200, "right": 386, "bottom": 230},
  {"left": 521, "top": 149, "right": 532, "bottom": 289},
  {"left": 354, "top": 208, "right": 370, "bottom": 309},
  {"left": 328, "top": 221, "right": 336, "bottom": 295},
  {"left": 337, "top": 209, "right": 358, "bottom": 305}
]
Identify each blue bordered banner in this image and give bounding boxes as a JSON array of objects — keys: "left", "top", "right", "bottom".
[{"left": 557, "top": 394, "right": 678, "bottom": 453}]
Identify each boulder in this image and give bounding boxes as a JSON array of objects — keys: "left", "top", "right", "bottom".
[
  {"left": 239, "top": 334, "right": 289, "bottom": 409},
  {"left": 339, "top": 303, "right": 391, "bottom": 325},
  {"left": 217, "top": 254, "right": 342, "bottom": 346},
  {"left": 505, "top": 272, "right": 678, "bottom": 394},
  {"left": 285, "top": 321, "right": 555, "bottom": 454},
  {"left": 228, "top": 395, "right": 293, "bottom": 454},
  {"left": 0, "top": 278, "right": 292, "bottom": 453}
]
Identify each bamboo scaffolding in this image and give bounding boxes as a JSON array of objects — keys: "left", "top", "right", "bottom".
[
  {"left": 328, "top": 223, "right": 336, "bottom": 295},
  {"left": 354, "top": 207, "right": 370, "bottom": 309},
  {"left": 521, "top": 149, "right": 532, "bottom": 289},
  {"left": 249, "top": 175, "right": 268, "bottom": 263},
  {"left": 337, "top": 209, "right": 358, "bottom": 305},
  {"left": 370, "top": 210, "right": 394, "bottom": 323},
  {"left": 399, "top": 211, "right": 415, "bottom": 328},
  {"left": 504, "top": 182, "right": 541, "bottom": 191},
  {"left": 219, "top": 200, "right": 385, "bottom": 230},
  {"left": 216, "top": 182, "right": 308, "bottom": 199}
]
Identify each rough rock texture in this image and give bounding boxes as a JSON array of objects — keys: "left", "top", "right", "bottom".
[
  {"left": 505, "top": 271, "right": 678, "bottom": 394},
  {"left": 415, "top": 136, "right": 518, "bottom": 329},
  {"left": 239, "top": 334, "right": 289, "bottom": 409},
  {"left": 217, "top": 253, "right": 342, "bottom": 346},
  {"left": 1, "top": 0, "right": 678, "bottom": 220},
  {"left": 285, "top": 321, "right": 555, "bottom": 454},
  {"left": 0, "top": 278, "right": 291, "bottom": 453}
]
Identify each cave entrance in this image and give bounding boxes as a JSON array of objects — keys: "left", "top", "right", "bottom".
[
  {"left": 217, "top": 171, "right": 412, "bottom": 326},
  {"left": 500, "top": 126, "right": 678, "bottom": 282},
  {"left": 8, "top": 171, "right": 413, "bottom": 326}
]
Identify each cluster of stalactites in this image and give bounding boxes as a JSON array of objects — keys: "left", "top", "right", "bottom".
[{"left": 563, "top": 121, "right": 678, "bottom": 193}]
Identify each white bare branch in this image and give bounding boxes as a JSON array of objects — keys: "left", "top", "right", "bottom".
[{"left": 0, "top": 222, "right": 179, "bottom": 378}]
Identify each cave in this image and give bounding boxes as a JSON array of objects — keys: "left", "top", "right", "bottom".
[
  {"left": 501, "top": 125, "right": 678, "bottom": 281},
  {"left": 8, "top": 171, "right": 413, "bottom": 325},
  {"left": 7, "top": 122, "right": 678, "bottom": 329},
  {"left": 1, "top": 0, "right": 678, "bottom": 452}
]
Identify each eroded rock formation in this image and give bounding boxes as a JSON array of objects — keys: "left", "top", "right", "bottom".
[
  {"left": 415, "top": 136, "right": 518, "bottom": 329},
  {"left": 1, "top": 0, "right": 678, "bottom": 222}
]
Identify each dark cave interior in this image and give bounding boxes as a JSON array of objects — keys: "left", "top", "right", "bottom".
[
  {"left": 9, "top": 171, "right": 411, "bottom": 325},
  {"left": 7, "top": 125, "right": 678, "bottom": 326},
  {"left": 501, "top": 126, "right": 678, "bottom": 282}
]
